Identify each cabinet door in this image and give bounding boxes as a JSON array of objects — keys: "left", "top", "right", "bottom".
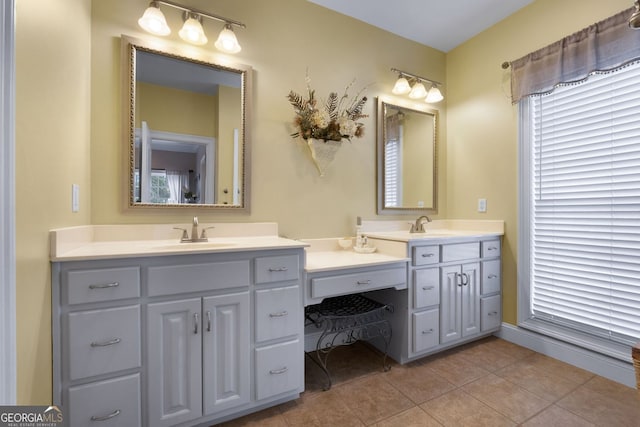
[
  {"left": 202, "top": 292, "right": 250, "bottom": 415},
  {"left": 461, "top": 262, "right": 480, "bottom": 338},
  {"left": 147, "top": 298, "right": 202, "bottom": 427},
  {"left": 440, "top": 265, "right": 461, "bottom": 344}
]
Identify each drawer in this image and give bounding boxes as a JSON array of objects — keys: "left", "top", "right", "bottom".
[
  {"left": 481, "top": 295, "right": 501, "bottom": 331},
  {"left": 255, "top": 339, "right": 302, "bottom": 400},
  {"left": 255, "top": 255, "right": 300, "bottom": 284},
  {"left": 482, "top": 239, "right": 501, "bottom": 258},
  {"left": 413, "top": 309, "right": 439, "bottom": 353},
  {"left": 481, "top": 260, "right": 501, "bottom": 295},
  {"left": 147, "top": 260, "right": 250, "bottom": 296},
  {"left": 67, "top": 305, "right": 140, "bottom": 381},
  {"left": 68, "top": 373, "right": 140, "bottom": 427},
  {"left": 442, "top": 242, "right": 479, "bottom": 263},
  {"left": 413, "top": 245, "right": 439, "bottom": 266},
  {"left": 310, "top": 267, "right": 405, "bottom": 299},
  {"left": 414, "top": 268, "right": 439, "bottom": 308},
  {"left": 65, "top": 267, "right": 140, "bottom": 305},
  {"left": 255, "top": 285, "right": 301, "bottom": 342}
]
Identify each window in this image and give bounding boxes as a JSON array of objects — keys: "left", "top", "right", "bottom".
[
  {"left": 384, "top": 129, "right": 403, "bottom": 207},
  {"left": 149, "top": 169, "right": 170, "bottom": 204},
  {"left": 519, "top": 61, "right": 640, "bottom": 359}
]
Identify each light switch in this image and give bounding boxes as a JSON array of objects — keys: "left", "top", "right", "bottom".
[
  {"left": 478, "top": 198, "right": 487, "bottom": 213},
  {"left": 72, "top": 184, "right": 80, "bottom": 212}
]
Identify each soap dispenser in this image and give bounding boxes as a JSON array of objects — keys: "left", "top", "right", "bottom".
[{"left": 356, "top": 216, "right": 364, "bottom": 248}]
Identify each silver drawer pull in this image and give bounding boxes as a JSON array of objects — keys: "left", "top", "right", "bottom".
[
  {"left": 356, "top": 280, "right": 372, "bottom": 285},
  {"left": 194, "top": 313, "right": 199, "bottom": 334},
  {"left": 206, "top": 311, "right": 212, "bottom": 332},
  {"left": 488, "top": 311, "right": 499, "bottom": 316},
  {"left": 269, "top": 367, "right": 288, "bottom": 375},
  {"left": 422, "top": 286, "right": 435, "bottom": 291},
  {"left": 421, "top": 253, "right": 435, "bottom": 258},
  {"left": 268, "top": 267, "right": 288, "bottom": 272},
  {"left": 90, "top": 409, "right": 121, "bottom": 421},
  {"left": 487, "top": 246, "right": 498, "bottom": 251},
  {"left": 88, "top": 282, "right": 119, "bottom": 290},
  {"left": 269, "top": 311, "right": 288, "bottom": 318},
  {"left": 90, "top": 338, "right": 121, "bottom": 347},
  {"left": 488, "top": 274, "right": 497, "bottom": 279},
  {"left": 422, "top": 329, "right": 434, "bottom": 334}
]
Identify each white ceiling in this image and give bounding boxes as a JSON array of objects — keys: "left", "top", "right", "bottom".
[{"left": 308, "top": 0, "right": 534, "bottom": 52}]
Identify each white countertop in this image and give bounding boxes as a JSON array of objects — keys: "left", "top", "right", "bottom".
[
  {"left": 50, "top": 223, "right": 308, "bottom": 261},
  {"left": 302, "top": 238, "right": 409, "bottom": 273}
]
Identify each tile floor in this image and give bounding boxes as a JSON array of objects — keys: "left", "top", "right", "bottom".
[{"left": 218, "top": 337, "right": 640, "bottom": 426}]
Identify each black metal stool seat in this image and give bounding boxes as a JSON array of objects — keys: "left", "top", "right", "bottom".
[{"left": 305, "top": 293, "right": 393, "bottom": 390}]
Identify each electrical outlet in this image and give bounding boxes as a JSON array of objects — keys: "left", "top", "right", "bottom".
[
  {"left": 72, "top": 184, "right": 80, "bottom": 212},
  {"left": 478, "top": 198, "right": 487, "bottom": 213}
]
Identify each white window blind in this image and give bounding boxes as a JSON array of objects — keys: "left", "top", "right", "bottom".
[
  {"left": 529, "top": 61, "right": 640, "bottom": 345},
  {"left": 384, "top": 136, "right": 402, "bottom": 207}
]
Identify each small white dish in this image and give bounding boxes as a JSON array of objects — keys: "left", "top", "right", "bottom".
[
  {"left": 337, "top": 238, "right": 353, "bottom": 250},
  {"left": 353, "top": 245, "right": 376, "bottom": 254}
]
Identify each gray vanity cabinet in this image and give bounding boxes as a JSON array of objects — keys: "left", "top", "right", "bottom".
[
  {"left": 439, "top": 262, "right": 480, "bottom": 344},
  {"left": 147, "top": 292, "right": 250, "bottom": 427},
  {"left": 147, "top": 298, "right": 203, "bottom": 427},
  {"left": 52, "top": 247, "right": 305, "bottom": 427},
  {"left": 367, "top": 236, "right": 502, "bottom": 364}
]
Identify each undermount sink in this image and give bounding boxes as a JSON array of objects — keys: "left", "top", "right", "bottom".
[{"left": 157, "top": 241, "right": 237, "bottom": 251}]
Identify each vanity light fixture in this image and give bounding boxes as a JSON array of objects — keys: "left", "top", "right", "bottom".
[
  {"left": 138, "top": 0, "right": 246, "bottom": 53},
  {"left": 391, "top": 68, "right": 444, "bottom": 103}
]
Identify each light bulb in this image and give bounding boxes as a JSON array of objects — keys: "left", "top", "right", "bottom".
[
  {"left": 138, "top": 3, "right": 170, "bottom": 36},
  {"left": 215, "top": 24, "right": 241, "bottom": 53},
  {"left": 179, "top": 15, "right": 208, "bottom": 45},
  {"left": 408, "top": 82, "right": 428, "bottom": 99},
  {"left": 425, "top": 86, "right": 443, "bottom": 103},
  {"left": 392, "top": 77, "right": 411, "bottom": 95}
]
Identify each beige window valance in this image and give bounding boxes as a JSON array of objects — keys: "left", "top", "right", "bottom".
[{"left": 509, "top": 7, "right": 640, "bottom": 103}]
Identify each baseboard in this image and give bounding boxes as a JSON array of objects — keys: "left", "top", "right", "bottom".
[{"left": 496, "top": 323, "right": 636, "bottom": 388}]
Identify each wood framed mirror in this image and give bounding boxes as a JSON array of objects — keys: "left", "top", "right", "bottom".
[
  {"left": 122, "top": 35, "right": 252, "bottom": 210},
  {"left": 377, "top": 96, "right": 438, "bottom": 214}
]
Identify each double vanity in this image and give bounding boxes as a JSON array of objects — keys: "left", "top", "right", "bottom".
[{"left": 50, "top": 219, "right": 503, "bottom": 426}]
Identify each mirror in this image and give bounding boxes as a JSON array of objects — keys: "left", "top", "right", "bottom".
[
  {"left": 123, "top": 36, "right": 252, "bottom": 209},
  {"left": 377, "top": 96, "right": 438, "bottom": 214}
]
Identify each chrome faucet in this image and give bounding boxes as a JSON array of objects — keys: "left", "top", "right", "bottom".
[
  {"left": 173, "top": 216, "right": 214, "bottom": 242},
  {"left": 410, "top": 215, "right": 432, "bottom": 233}
]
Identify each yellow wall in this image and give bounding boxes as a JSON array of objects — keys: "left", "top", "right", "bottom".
[
  {"left": 89, "top": 0, "right": 446, "bottom": 232},
  {"left": 15, "top": 0, "right": 92, "bottom": 403},
  {"left": 446, "top": 0, "right": 631, "bottom": 324},
  {"left": 135, "top": 82, "right": 217, "bottom": 137}
]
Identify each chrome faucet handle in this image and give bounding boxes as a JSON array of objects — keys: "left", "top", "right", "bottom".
[
  {"left": 191, "top": 216, "right": 199, "bottom": 240},
  {"left": 200, "top": 226, "right": 215, "bottom": 239},
  {"left": 173, "top": 227, "right": 189, "bottom": 242}
]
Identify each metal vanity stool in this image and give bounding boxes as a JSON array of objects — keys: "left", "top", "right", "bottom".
[{"left": 304, "top": 293, "right": 393, "bottom": 390}]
